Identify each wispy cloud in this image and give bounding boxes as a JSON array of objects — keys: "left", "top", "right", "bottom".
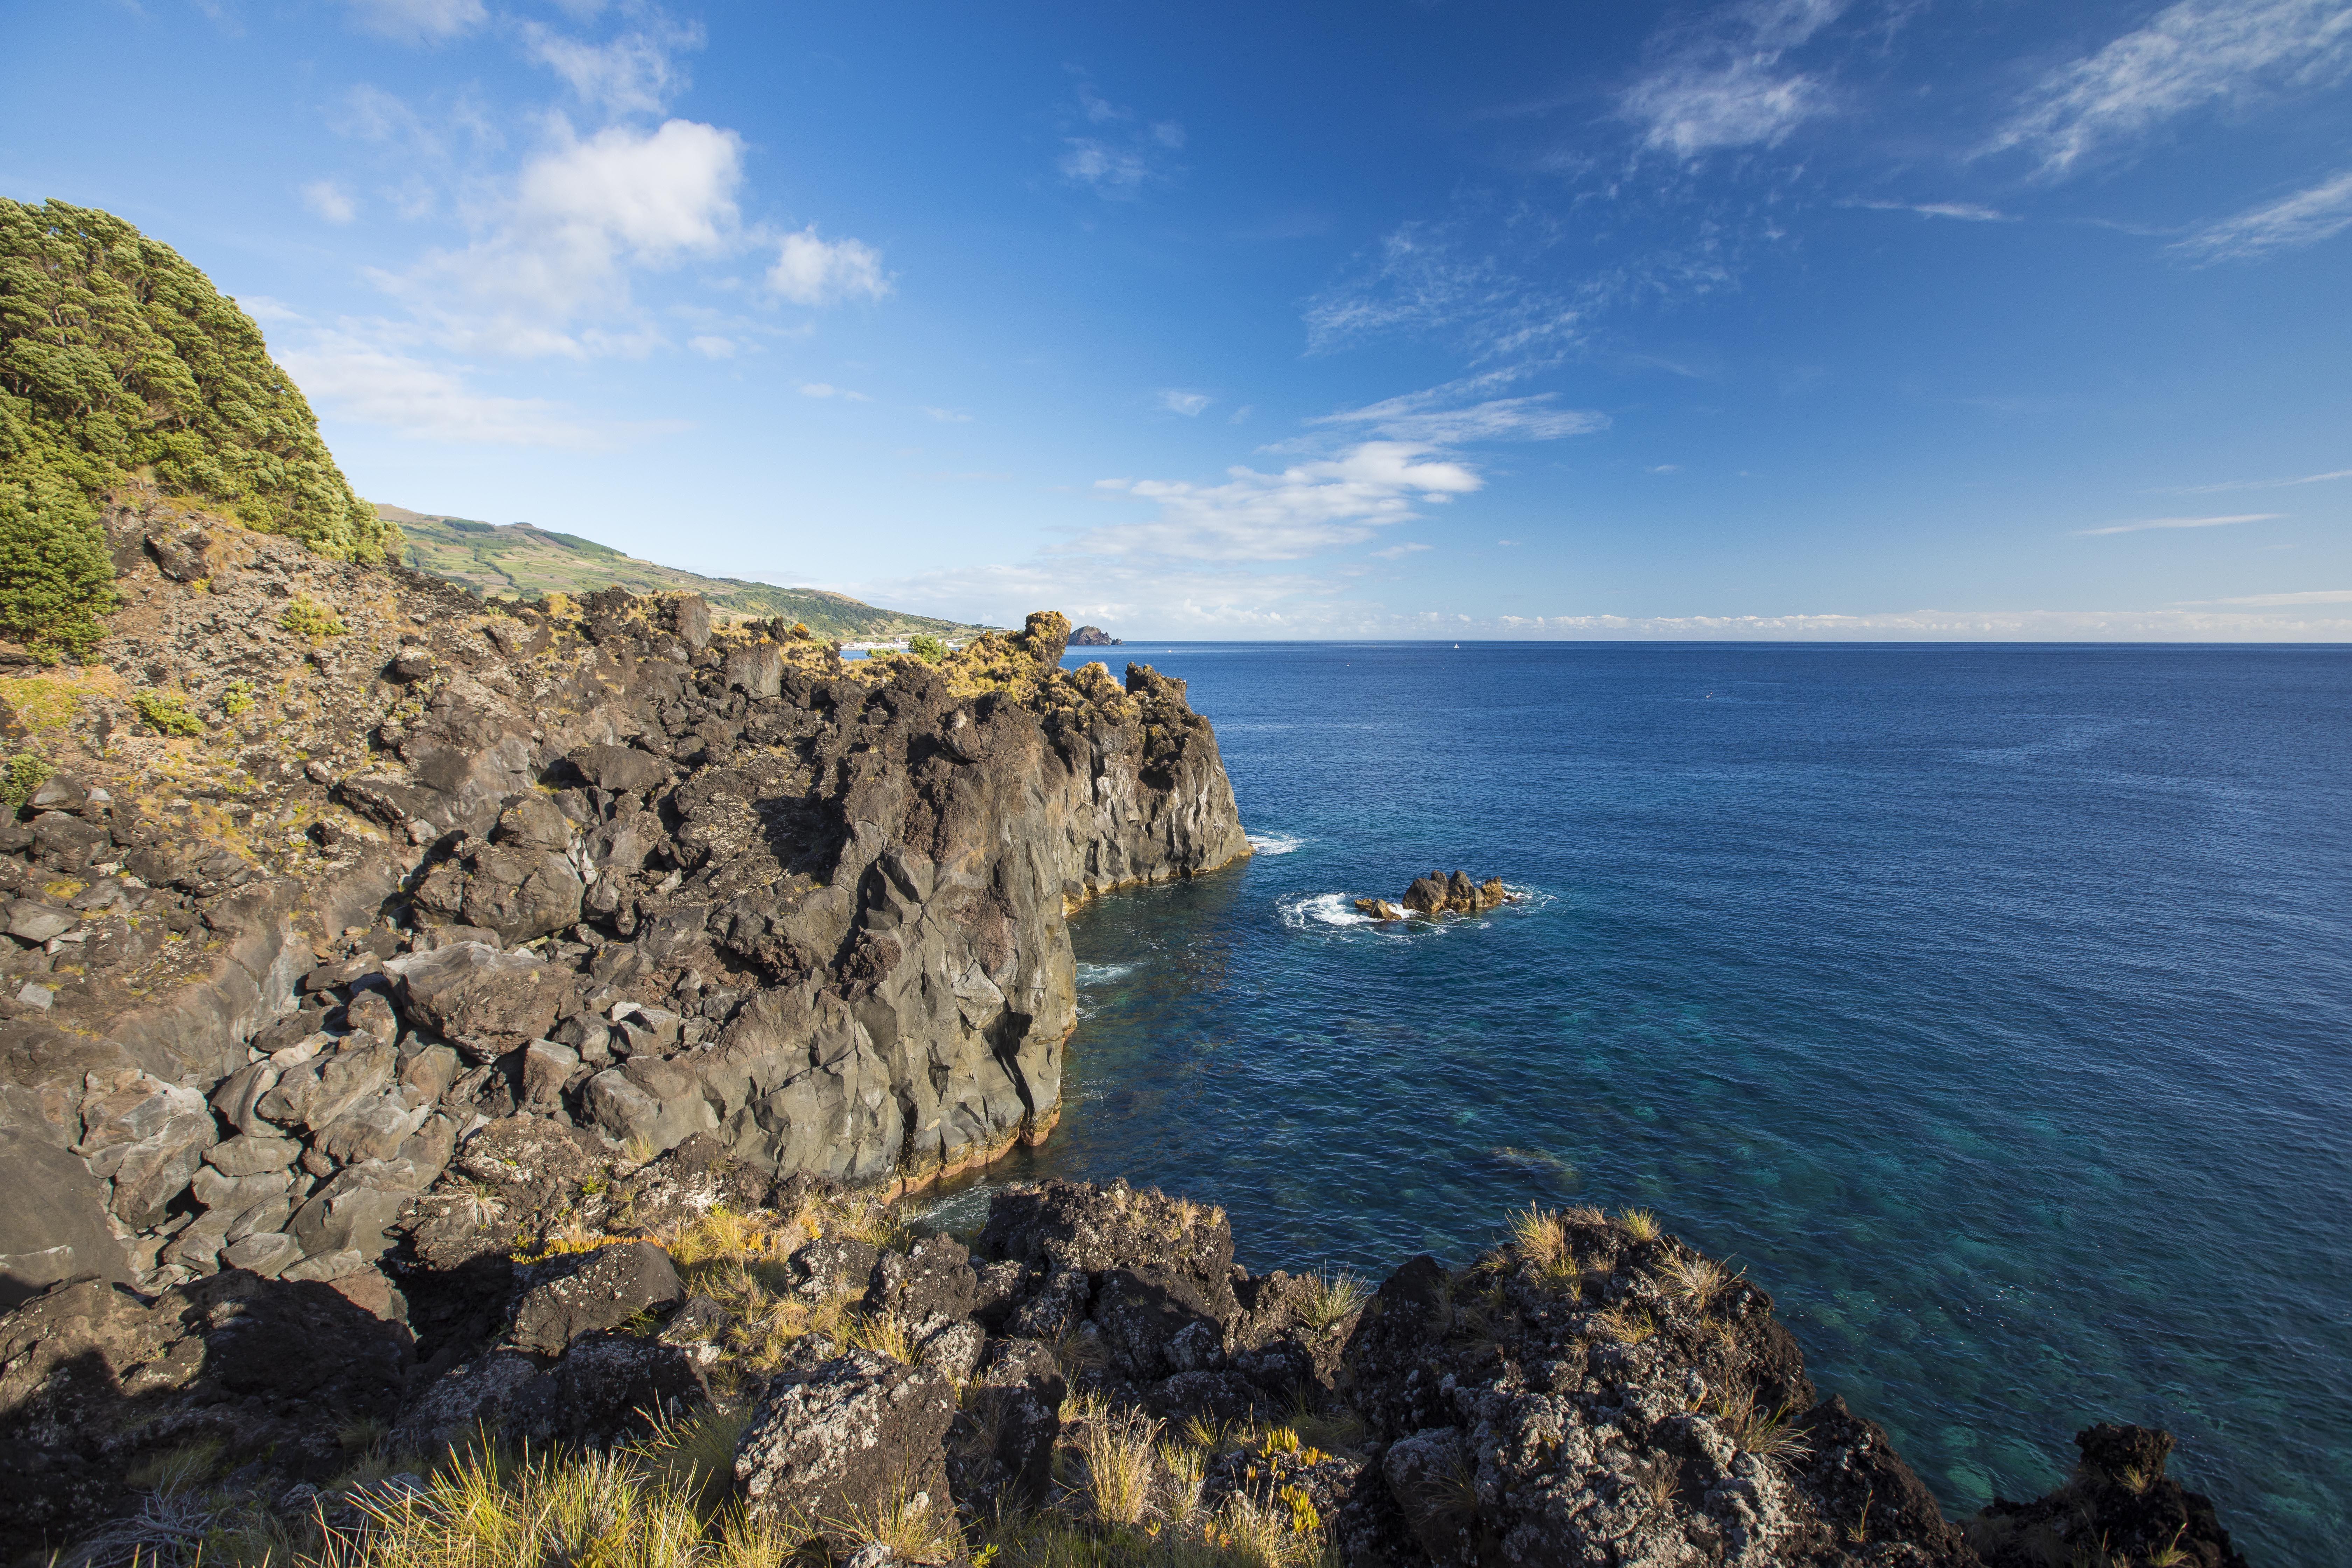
[
  {"left": 1080, "top": 442, "right": 1481, "bottom": 561},
  {"left": 281, "top": 336, "right": 636, "bottom": 447},
  {"left": 1848, "top": 199, "right": 2016, "bottom": 222},
  {"left": 1157, "top": 389, "right": 1213, "bottom": 417},
  {"left": 2173, "top": 166, "right": 2352, "bottom": 261},
  {"left": 2074, "top": 512, "right": 2281, "bottom": 535},
  {"left": 1993, "top": 0, "right": 2352, "bottom": 177},
  {"left": 2172, "top": 466, "right": 2352, "bottom": 492},
  {"left": 520, "top": 14, "right": 704, "bottom": 118},
  {"left": 342, "top": 0, "right": 485, "bottom": 44},
  {"left": 768, "top": 226, "right": 891, "bottom": 306},
  {"left": 1310, "top": 383, "right": 1609, "bottom": 444},
  {"left": 301, "top": 180, "right": 358, "bottom": 223},
  {"left": 1371, "top": 541, "right": 1432, "bottom": 559},
  {"left": 1302, "top": 220, "right": 1587, "bottom": 361},
  {"left": 922, "top": 406, "right": 973, "bottom": 423},
  {"left": 797, "top": 382, "right": 872, "bottom": 401},
  {"left": 1620, "top": 0, "right": 1849, "bottom": 158},
  {"left": 1056, "top": 82, "right": 1184, "bottom": 198},
  {"left": 2204, "top": 588, "right": 2352, "bottom": 603}
]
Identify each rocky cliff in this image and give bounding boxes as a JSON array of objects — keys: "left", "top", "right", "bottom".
[{"left": 0, "top": 485, "right": 1248, "bottom": 1312}]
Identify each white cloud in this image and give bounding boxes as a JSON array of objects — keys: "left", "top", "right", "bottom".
[
  {"left": 1994, "top": 0, "right": 2352, "bottom": 177},
  {"left": 344, "top": 0, "right": 485, "bottom": 43},
  {"left": 1620, "top": 0, "right": 1848, "bottom": 157},
  {"left": 1079, "top": 442, "right": 1482, "bottom": 561},
  {"left": 1058, "top": 140, "right": 1153, "bottom": 195},
  {"left": 1056, "top": 84, "right": 1183, "bottom": 197},
  {"left": 798, "top": 382, "right": 872, "bottom": 401},
  {"left": 521, "top": 17, "right": 703, "bottom": 117},
  {"left": 301, "top": 180, "right": 357, "bottom": 223},
  {"left": 2174, "top": 166, "right": 2352, "bottom": 261},
  {"left": 281, "top": 337, "right": 622, "bottom": 447},
  {"left": 382, "top": 117, "right": 746, "bottom": 357},
  {"left": 2207, "top": 588, "right": 2352, "bottom": 603},
  {"left": 2174, "top": 465, "right": 2352, "bottom": 491},
  {"left": 1157, "top": 389, "right": 1213, "bottom": 417},
  {"left": 768, "top": 226, "right": 890, "bottom": 306},
  {"left": 1302, "top": 222, "right": 1588, "bottom": 361},
  {"left": 1647, "top": 464, "right": 1681, "bottom": 474},
  {"left": 1227, "top": 405, "right": 1253, "bottom": 424},
  {"left": 2074, "top": 512, "right": 2281, "bottom": 535},
  {"left": 689, "top": 335, "right": 736, "bottom": 358},
  {"left": 922, "top": 406, "right": 973, "bottom": 422},
  {"left": 1371, "top": 542, "right": 1432, "bottom": 560},
  {"left": 1311, "top": 385, "right": 1609, "bottom": 444},
  {"left": 1850, "top": 199, "right": 2016, "bottom": 222}
]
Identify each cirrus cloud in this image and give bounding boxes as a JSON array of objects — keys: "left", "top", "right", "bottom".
[{"left": 1078, "top": 442, "right": 1482, "bottom": 561}]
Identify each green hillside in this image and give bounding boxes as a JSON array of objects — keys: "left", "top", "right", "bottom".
[{"left": 380, "top": 506, "right": 995, "bottom": 641}]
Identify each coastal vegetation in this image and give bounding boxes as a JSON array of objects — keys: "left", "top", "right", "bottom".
[{"left": 0, "top": 199, "right": 394, "bottom": 655}]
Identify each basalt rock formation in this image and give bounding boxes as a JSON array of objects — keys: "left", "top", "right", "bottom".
[
  {"left": 1069, "top": 625, "right": 1122, "bottom": 646},
  {"left": 0, "top": 1160, "right": 2250, "bottom": 1568},
  {"left": 0, "top": 486, "right": 1248, "bottom": 1321},
  {"left": 1357, "top": 870, "right": 1518, "bottom": 922}
]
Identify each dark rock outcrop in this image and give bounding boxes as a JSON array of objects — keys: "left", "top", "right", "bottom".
[
  {"left": 0, "top": 484, "right": 1249, "bottom": 1316},
  {"left": 1357, "top": 871, "right": 1518, "bottom": 921},
  {"left": 1068, "top": 625, "right": 1121, "bottom": 646}
]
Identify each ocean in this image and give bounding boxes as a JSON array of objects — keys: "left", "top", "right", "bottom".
[{"left": 918, "top": 641, "right": 2352, "bottom": 1564}]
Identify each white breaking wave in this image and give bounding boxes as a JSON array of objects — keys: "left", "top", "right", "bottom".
[
  {"left": 1247, "top": 830, "right": 1307, "bottom": 855},
  {"left": 1076, "top": 961, "right": 1139, "bottom": 986},
  {"left": 1277, "top": 892, "right": 1376, "bottom": 930},
  {"left": 1278, "top": 885, "right": 1559, "bottom": 936}
]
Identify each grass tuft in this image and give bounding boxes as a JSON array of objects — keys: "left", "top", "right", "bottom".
[
  {"left": 1298, "top": 1267, "right": 1371, "bottom": 1333},
  {"left": 1662, "top": 1251, "right": 1735, "bottom": 1308},
  {"left": 1712, "top": 1386, "right": 1813, "bottom": 1468},
  {"left": 1615, "top": 1208, "right": 1662, "bottom": 1243}
]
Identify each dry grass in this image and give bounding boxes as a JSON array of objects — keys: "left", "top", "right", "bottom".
[
  {"left": 827, "top": 1472, "right": 964, "bottom": 1564},
  {"left": 1048, "top": 1318, "right": 1111, "bottom": 1383},
  {"left": 1593, "top": 1305, "right": 1657, "bottom": 1345},
  {"left": 1508, "top": 1204, "right": 1569, "bottom": 1267},
  {"left": 1712, "top": 1387, "right": 1813, "bottom": 1468},
  {"left": 1078, "top": 1411, "right": 1159, "bottom": 1525},
  {"left": 1662, "top": 1251, "right": 1736, "bottom": 1308},
  {"left": 1298, "top": 1267, "right": 1371, "bottom": 1332},
  {"left": 845, "top": 1311, "right": 917, "bottom": 1364},
  {"left": 1561, "top": 1203, "right": 1608, "bottom": 1226},
  {"left": 1615, "top": 1208, "right": 1662, "bottom": 1243},
  {"left": 125, "top": 1441, "right": 222, "bottom": 1494}
]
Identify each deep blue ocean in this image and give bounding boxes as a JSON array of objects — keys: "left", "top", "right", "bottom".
[{"left": 917, "top": 642, "right": 2352, "bottom": 1564}]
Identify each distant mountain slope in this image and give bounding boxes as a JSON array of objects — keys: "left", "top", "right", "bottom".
[{"left": 379, "top": 506, "right": 994, "bottom": 640}]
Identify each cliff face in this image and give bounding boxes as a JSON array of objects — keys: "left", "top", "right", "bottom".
[{"left": 0, "top": 488, "right": 1248, "bottom": 1307}]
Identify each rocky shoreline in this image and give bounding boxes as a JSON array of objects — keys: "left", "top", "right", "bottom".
[{"left": 0, "top": 497, "right": 2249, "bottom": 1567}]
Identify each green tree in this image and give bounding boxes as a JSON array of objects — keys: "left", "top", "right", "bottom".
[
  {"left": 0, "top": 198, "right": 399, "bottom": 652},
  {"left": 906, "top": 633, "right": 949, "bottom": 663}
]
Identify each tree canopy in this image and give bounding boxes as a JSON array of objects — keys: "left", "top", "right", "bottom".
[{"left": 0, "top": 199, "right": 394, "bottom": 651}]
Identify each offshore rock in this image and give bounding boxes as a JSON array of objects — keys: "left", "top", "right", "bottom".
[{"left": 1394, "top": 869, "right": 1518, "bottom": 917}]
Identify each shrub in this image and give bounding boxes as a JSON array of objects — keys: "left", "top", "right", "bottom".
[
  {"left": 218, "top": 680, "right": 254, "bottom": 718},
  {"left": 131, "top": 689, "right": 203, "bottom": 737},
  {"left": 0, "top": 199, "right": 398, "bottom": 564},
  {"left": 281, "top": 596, "right": 348, "bottom": 639},
  {"left": 906, "top": 633, "right": 949, "bottom": 663},
  {"left": 1, "top": 752, "right": 50, "bottom": 810},
  {"left": 0, "top": 465, "right": 117, "bottom": 659}
]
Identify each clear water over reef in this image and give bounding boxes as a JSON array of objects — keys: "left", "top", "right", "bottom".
[{"left": 922, "top": 642, "right": 2352, "bottom": 1563}]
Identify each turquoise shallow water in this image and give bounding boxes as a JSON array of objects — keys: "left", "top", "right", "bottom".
[{"left": 919, "top": 642, "right": 2352, "bottom": 1564}]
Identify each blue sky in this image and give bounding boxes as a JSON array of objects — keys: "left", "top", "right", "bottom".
[{"left": 7, "top": 0, "right": 2351, "bottom": 638}]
